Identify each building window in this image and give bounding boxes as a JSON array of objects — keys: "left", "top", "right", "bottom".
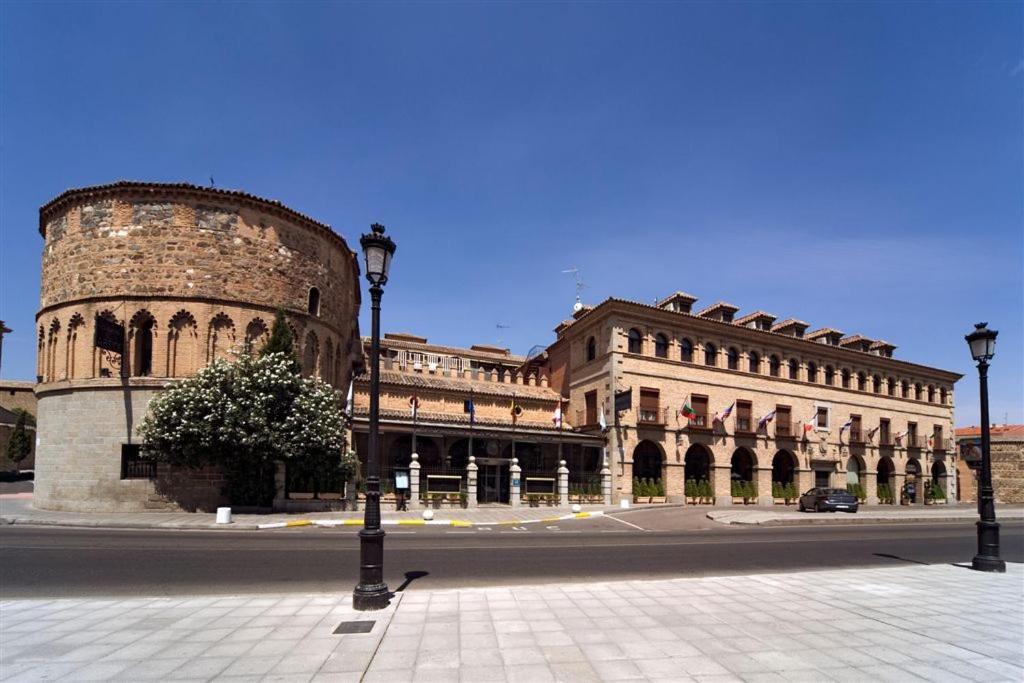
[
  {"left": 850, "top": 415, "right": 862, "bottom": 443},
  {"left": 908, "top": 422, "right": 918, "bottom": 446},
  {"left": 132, "top": 317, "right": 154, "bottom": 377},
  {"left": 769, "top": 355, "right": 780, "bottom": 377},
  {"left": 120, "top": 444, "right": 156, "bottom": 480},
  {"left": 586, "top": 336, "right": 596, "bottom": 362},
  {"left": 841, "top": 369, "right": 851, "bottom": 388},
  {"left": 825, "top": 366, "right": 834, "bottom": 386},
  {"left": 748, "top": 351, "right": 760, "bottom": 374},
  {"left": 628, "top": 328, "right": 643, "bottom": 354},
  {"left": 880, "top": 418, "right": 891, "bottom": 445},
  {"left": 902, "top": 380, "right": 910, "bottom": 398},
  {"left": 857, "top": 372, "right": 867, "bottom": 391},
  {"left": 654, "top": 333, "right": 669, "bottom": 359},
  {"left": 736, "top": 400, "right": 753, "bottom": 432},
  {"left": 914, "top": 383, "right": 923, "bottom": 401},
  {"left": 638, "top": 388, "right": 660, "bottom": 424},
  {"left": 585, "top": 390, "right": 597, "bottom": 426},
  {"left": 704, "top": 343, "right": 717, "bottom": 367},
  {"left": 887, "top": 376, "right": 896, "bottom": 397},
  {"left": 680, "top": 338, "right": 693, "bottom": 363},
  {"left": 807, "top": 362, "right": 818, "bottom": 383},
  {"left": 775, "top": 405, "right": 792, "bottom": 437},
  {"left": 690, "top": 395, "right": 709, "bottom": 428},
  {"left": 307, "top": 287, "right": 321, "bottom": 316},
  {"left": 939, "top": 387, "right": 947, "bottom": 405},
  {"left": 933, "top": 425, "right": 944, "bottom": 450},
  {"left": 727, "top": 347, "right": 739, "bottom": 370},
  {"left": 788, "top": 359, "right": 799, "bottom": 380},
  {"left": 872, "top": 375, "right": 881, "bottom": 394},
  {"left": 816, "top": 406, "right": 829, "bottom": 429},
  {"left": 927, "top": 385, "right": 935, "bottom": 403}
]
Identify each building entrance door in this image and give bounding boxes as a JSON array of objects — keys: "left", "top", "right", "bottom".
[{"left": 477, "top": 458, "right": 509, "bottom": 504}]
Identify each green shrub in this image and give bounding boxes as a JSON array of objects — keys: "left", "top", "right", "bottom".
[
  {"left": 685, "top": 479, "right": 697, "bottom": 499},
  {"left": 772, "top": 482, "right": 783, "bottom": 499},
  {"left": 731, "top": 480, "right": 742, "bottom": 498}
]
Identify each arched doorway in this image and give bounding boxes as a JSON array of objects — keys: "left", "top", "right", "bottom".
[
  {"left": 731, "top": 448, "right": 755, "bottom": 482},
  {"left": 877, "top": 456, "right": 895, "bottom": 504},
  {"left": 931, "top": 461, "right": 948, "bottom": 501},
  {"left": 684, "top": 444, "right": 712, "bottom": 483},
  {"left": 633, "top": 440, "right": 664, "bottom": 482},
  {"left": 772, "top": 450, "right": 797, "bottom": 485}
]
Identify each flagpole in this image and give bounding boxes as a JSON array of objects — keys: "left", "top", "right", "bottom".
[
  {"left": 468, "top": 389, "right": 474, "bottom": 468},
  {"left": 411, "top": 397, "right": 418, "bottom": 458},
  {"left": 511, "top": 392, "right": 517, "bottom": 467}
]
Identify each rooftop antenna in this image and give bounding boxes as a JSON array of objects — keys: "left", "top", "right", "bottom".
[
  {"left": 209, "top": 175, "right": 215, "bottom": 187},
  {"left": 562, "top": 267, "right": 587, "bottom": 313},
  {"left": 496, "top": 322, "right": 510, "bottom": 347}
]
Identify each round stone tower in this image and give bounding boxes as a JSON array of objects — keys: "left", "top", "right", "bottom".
[{"left": 33, "top": 181, "right": 362, "bottom": 511}]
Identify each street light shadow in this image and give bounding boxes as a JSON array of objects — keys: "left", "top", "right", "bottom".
[
  {"left": 873, "top": 553, "right": 929, "bottom": 565},
  {"left": 395, "top": 571, "right": 429, "bottom": 592}
]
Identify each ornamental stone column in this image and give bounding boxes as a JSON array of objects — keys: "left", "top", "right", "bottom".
[
  {"left": 601, "top": 456, "right": 612, "bottom": 506},
  {"left": 409, "top": 453, "right": 421, "bottom": 510},
  {"left": 756, "top": 466, "right": 773, "bottom": 507},
  {"left": 558, "top": 459, "right": 569, "bottom": 507},
  {"left": 713, "top": 465, "right": 732, "bottom": 506},
  {"left": 466, "top": 455, "right": 478, "bottom": 509},
  {"left": 509, "top": 457, "right": 522, "bottom": 509}
]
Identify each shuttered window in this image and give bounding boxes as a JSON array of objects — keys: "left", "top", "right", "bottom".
[
  {"left": 736, "top": 400, "right": 752, "bottom": 432},
  {"left": 691, "top": 395, "right": 709, "bottom": 428},
  {"left": 776, "top": 405, "right": 792, "bottom": 436},
  {"left": 639, "top": 388, "right": 660, "bottom": 424},
  {"left": 585, "top": 390, "right": 597, "bottom": 426}
]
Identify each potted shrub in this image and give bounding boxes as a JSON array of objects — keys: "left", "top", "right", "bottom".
[
  {"left": 458, "top": 490, "right": 468, "bottom": 508},
  {"left": 876, "top": 483, "right": 892, "bottom": 504},
  {"left": 745, "top": 481, "right": 757, "bottom": 505},
  {"left": 650, "top": 480, "right": 666, "bottom": 504},
  {"left": 685, "top": 479, "right": 697, "bottom": 504},
  {"left": 429, "top": 493, "right": 443, "bottom": 509},
  {"left": 782, "top": 483, "right": 797, "bottom": 506},
  {"left": 931, "top": 482, "right": 947, "bottom": 505},
  {"left": 772, "top": 482, "right": 785, "bottom": 504},
  {"left": 698, "top": 479, "right": 713, "bottom": 505},
  {"left": 526, "top": 493, "right": 539, "bottom": 508}
]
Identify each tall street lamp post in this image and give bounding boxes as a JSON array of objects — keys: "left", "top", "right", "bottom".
[
  {"left": 353, "top": 223, "right": 397, "bottom": 610},
  {"left": 964, "top": 322, "right": 1005, "bottom": 573}
]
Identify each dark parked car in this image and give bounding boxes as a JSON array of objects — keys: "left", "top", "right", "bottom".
[{"left": 798, "top": 487, "right": 859, "bottom": 513}]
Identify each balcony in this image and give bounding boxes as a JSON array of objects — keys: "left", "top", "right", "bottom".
[
  {"left": 687, "top": 414, "right": 712, "bottom": 432},
  {"left": 849, "top": 429, "right": 865, "bottom": 444},
  {"left": 906, "top": 435, "right": 925, "bottom": 449},
  {"left": 775, "top": 421, "right": 799, "bottom": 439},
  {"left": 879, "top": 434, "right": 894, "bottom": 447},
  {"left": 638, "top": 407, "right": 668, "bottom": 427},
  {"left": 735, "top": 417, "right": 754, "bottom": 434}
]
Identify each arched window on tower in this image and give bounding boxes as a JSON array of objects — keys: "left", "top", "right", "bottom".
[
  {"left": 727, "top": 347, "right": 739, "bottom": 370},
  {"left": 788, "top": 359, "right": 799, "bottom": 380},
  {"left": 586, "top": 336, "right": 596, "bottom": 362},
  {"left": 807, "top": 362, "right": 818, "bottom": 383},
  {"left": 628, "top": 328, "right": 643, "bottom": 354},
  {"left": 704, "top": 342, "right": 717, "bottom": 367},
  {"left": 680, "top": 338, "right": 693, "bottom": 363},
  {"left": 654, "top": 333, "right": 669, "bottom": 359},
  {"left": 308, "top": 287, "right": 321, "bottom": 317},
  {"left": 748, "top": 351, "right": 760, "bottom": 373},
  {"left": 769, "top": 355, "right": 781, "bottom": 377}
]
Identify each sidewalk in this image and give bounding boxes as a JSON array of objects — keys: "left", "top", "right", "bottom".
[
  {"left": 2, "top": 564, "right": 1021, "bottom": 682},
  {"left": 708, "top": 505, "right": 1024, "bottom": 526},
  {"left": 0, "top": 497, "right": 619, "bottom": 531}
]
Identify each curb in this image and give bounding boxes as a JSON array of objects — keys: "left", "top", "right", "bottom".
[
  {"left": 257, "top": 510, "right": 606, "bottom": 530},
  {"left": 707, "top": 512, "right": 1024, "bottom": 526}
]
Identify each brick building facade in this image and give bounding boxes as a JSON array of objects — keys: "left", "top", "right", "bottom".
[
  {"left": 529, "top": 294, "right": 960, "bottom": 506},
  {"left": 956, "top": 425, "right": 1024, "bottom": 504},
  {"left": 32, "top": 182, "right": 362, "bottom": 512}
]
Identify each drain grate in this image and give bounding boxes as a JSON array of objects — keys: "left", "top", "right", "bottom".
[{"left": 333, "top": 620, "right": 375, "bottom": 634}]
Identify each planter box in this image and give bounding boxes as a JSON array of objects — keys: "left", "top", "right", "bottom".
[{"left": 649, "top": 496, "right": 667, "bottom": 504}]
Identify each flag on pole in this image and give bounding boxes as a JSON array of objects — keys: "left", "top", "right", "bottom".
[
  {"left": 757, "top": 410, "right": 777, "bottom": 430},
  {"left": 679, "top": 396, "right": 697, "bottom": 420},
  {"left": 803, "top": 413, "right": 816, "bottom": 433},
  {"left": 868, "top": 425, "right": 880, "bottom": 441},
  {"left": 714, "top": 402, "right": 734, "bottom": 423},
  {"left": 894, "top": 429, "right": 908, "bottom": 445},
  {"left": 598, "top": 406, "right": 607, "bottom": 431},
  {"left": 409, "top": 395, "right": 419, "bottom": 419},
  {"left": 839, "top": 419, "right": 852, "bottom": 434},
  {"left": 552, "top": 403, "right": 562, "bottom": 429},
  {"left": 927, "top": 433, "right": 934, "bottom": 448},
  {"left": 345, "top": 381, "right": 354, "bottom": 417},
  {"left": 464, "top": 398, "right": 475, "bottom": 425}
]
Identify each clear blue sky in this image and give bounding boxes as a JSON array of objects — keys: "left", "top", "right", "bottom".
[{"left": 1, "top": 2, "right": 1021, "bottom": 427}]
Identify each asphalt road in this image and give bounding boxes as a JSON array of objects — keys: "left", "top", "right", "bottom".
[{"left": 3, "top": 519, "right": 1021, "bottom": 598}]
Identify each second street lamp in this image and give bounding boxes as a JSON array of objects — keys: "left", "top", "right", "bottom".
[
  {"left": 964, "top": 322, "right": 1005, "bottom": 573},
  {"left": 353, "top": 223, "right": 397, "bottom": 610}
]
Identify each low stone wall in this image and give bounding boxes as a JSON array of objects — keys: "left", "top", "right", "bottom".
[{"left": 33, "top": 380, "right": 225, "bottom": 512}]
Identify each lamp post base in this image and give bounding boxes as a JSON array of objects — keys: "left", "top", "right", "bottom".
[
  {"left": 352, "top": 584, "right": 392, "bottom": 611},
  {"left": 972, "top": 520, "right": 1006, "bottom": 573},
  {"left": 353, "top": 527, "right": 391, "bottom": 610}
]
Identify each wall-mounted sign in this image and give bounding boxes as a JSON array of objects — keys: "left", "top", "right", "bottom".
[
  {"left": 94, "top": 316, "right": 125, "bottom": 355},
  {"left": 614, "top": 388, "right": 632, "bottom": 413}
]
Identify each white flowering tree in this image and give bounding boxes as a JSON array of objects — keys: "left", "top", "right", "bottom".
[{"left": 139, "top": 351, "right": 353, "bottom": 505}]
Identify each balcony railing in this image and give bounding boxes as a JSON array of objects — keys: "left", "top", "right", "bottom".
[
  {"left": 849, "top": 429, "right": 865, "bottom": 444},
  {"left": 879, "top": 434, "right": 894, "bottom": 447},
  {"left": 932, "top": 436, "right": 946, "bottom": 452},
  {"left": 906, "top": 435, "right": 925, "bottom": 449},
  {"left": 687, "top": 414, "right": 711, "bottom": 431},
  {"left": 735, "top": 417, "right": 753, "bottom": 433},
  {"left": 775, "top": 421, "right": 799, "bottom": 439}
]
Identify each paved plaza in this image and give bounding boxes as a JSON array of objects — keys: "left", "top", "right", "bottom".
[{"left": 1, "top": 563, "right": 1021, "bottom": 682}]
